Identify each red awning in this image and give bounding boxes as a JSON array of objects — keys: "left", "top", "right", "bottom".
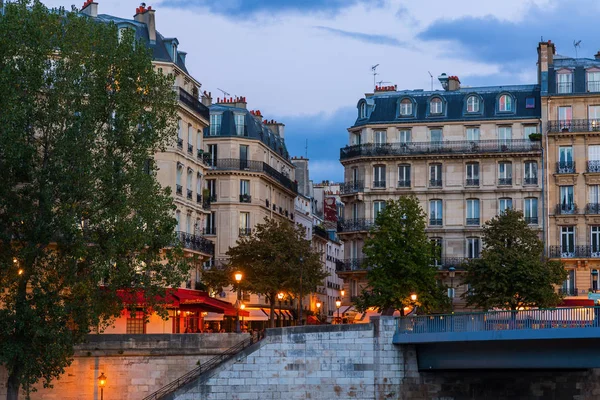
[
  {"left": 307, "top": 315, "right": 321, "bottom": 325},
  {"left": 558, "top": 299, "right": 594, "bottom": 307}
]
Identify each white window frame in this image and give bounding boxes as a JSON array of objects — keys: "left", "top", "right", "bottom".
[
  {"left": 399, "top": 129, "right": 411, "bottom": 143},
  {"left": 240, "top": 179, "right": 250, "bottom": 196},
  {"left": 209, "top": 114, "right": 222, "bottom": 136},
  {"left": 588, "top": 71, "right": 600, "bottom": 93},
  {"left": 373, "top": 200, "right": 386, "bottom": 219},
  {"left": 373, "top": 165, "right": 386, "bottom": 188},
  {"left": 466, "top": 237, "right": 480, "bottom": 259},
  {"left": 557, "top": 72, "right": 573, "bottom": 94},
  {"left": 467, "top": 96, "right": 479, "bottom": 113},
  {"left": 466, "top": 127, "right": 480, "bottom": 141},
  {"left": 524, "top": 198, "right": 538, "bottom": 224},
  {"left": 466, "top": 199, "right": 480, "bottom": 223},
  {"left": 591, "top": 226, "right": 600, "bottom": 256},
  {"left": 499, "top": 95, "right": 512, "bottom": 112},
  {"left": 498, "top": 198, "right": 513, "bottom": 214},
  {"left": 429, "top": 200, "right": 443, "bottom": 224},
  {"left": 374, "top": 130, "right": 386, "bottom": 146},
  {"left": 560, "top": 226, "right": 575, "bottom": 257},
  {"left": 430, "top": 128, "right": 443, "bottom": 142},
  {"left": 430, "top": 98, "right": 442, "bottom": 114},
  {"left": 400, "top": 99, "right": 412, "bottom": 116}
]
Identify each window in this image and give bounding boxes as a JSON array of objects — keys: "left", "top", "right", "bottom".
[
  {"left": 559, "top": 186, "right": 575, "bottom": 214},
  {"left": 398, "top": 164, "right": 411, "bottom": 187},
  {"left": 466, "top": 237, "right": 480, "bottom": 259},
  {"left": 588, "top": 71, "right": 600, "bottom": 93},
  {"left": 373, "top": 165, "right": 386, "bottom": 188},
  {"left": 207, "top": 144, "right": 217, "bottom": 166},
  {"left": 196, "top": 130, "right": 202, "bottom": 154},
  {"left": 466, "top": 199, "right": 480, "bottom": 226},
  {"left": 466, "top": 127, "right": 480, "bottom": 141},
  {"left": 206, "top": 179, "right": 216, "bottom": 201},
  {"left": 498, "top": 94, "right": 512, "bottom": 112},
  {"left": 400, "top": 99, "right": 413, "bottom": 116},
  {"left": 351, "top": 167, "right": 359, "bottom": 184},
  {"left": 525, "top": 97, "right": 535, "bottom": 109},
  {"left": 467, "top": 96, "right": 479, "bottom": 113},
  {"left": 466, "top": 163, "right": 479, "bottom": 186},
  {"left": 373, "top": 201, "right": 386, "bottom": 219},
  {"left": 524, "top": 125, "right": 538, "bottom": 137},
  {"left": 498, "top": 198, "right": 513, "bottom": 214},
  {"left": 352, "top": 203, "right": 359, "bottom": 220},
  {"left": 177, "top": 119, "right": 182, "bottom": 141},
  {"left": 562, "top": 270, "right": 576, "bottom": 295},
  {"left": 524, "top": 161, "right": 538, "bottom": 185},
  {"left": 209, "top": 114, "right": 221, "bottom": 135},
  {"left": 175, "top": 210, "right": 181, "bottom": 231},
  {"left": 186, "top": 213, "right": 192, "bottom": 234},
  {"left": 590, "top": 186, "right": 600, "bottom": 212},
  {"left": 498, "top": 162, "right": 512, "bottom": 185},
  {"left": 498, "top": 126, "right": 512, "bottom": 143},
  {"left": 431, "top": 238, "right": 443, "bottom": 265},
  {"left": 374, "top": 131, "right": 386, "bottom": 146},
  {"left": 176, "top": 163, "right": 183, "bottom": 195},
  {"left": 430, "top": 98, "right": 443, "bottom": 114},
  {"left": 399, "top": 129, "right": 411, "bottom": 143},
  {"left": 558, "top": 146, "right": 574, "bottom": 173},
  {"left": 590, "top": 145, "right": 600, "bottom": 172},
  {"left": 186, "top": 168, "right": 193, "bottom": 199},
  {"left": 430, "top": 128, "right": 442, "bottom": 142},
  {"left": 430, "top": 164, "right": 442, "bottom": 187},
  {"left": 205, "top": 212, "right": 216, "bottom": 235},
  {"left": 351, "top": 132, "right": 362, "bottom": 145},
  {"left": 359, "top": 102, "right": 366, "bottom": 119},
  {"left": 187, "top": 124, "right": 193, "bottom": 153},
  {"left": 560, "top": 226, "right": 575, "bottom": 257},
  {"left": 239, "top": 212, "right": 250, "bottom": 236},
  {"left": 589, "top": 106, "right": 600, "bottom": 131},
  {"left": 524, "top": 198, "right": 538, "bottom": 224},
  {"left": 126, "top": 312, "right": 146, "bottom": 334},
  {"left": 557, "top": 72, "right": 573, "bottom": 94},
  {"left": 240, "top": 180, "right": 250, "bottom": 201},
  {"left": 558, "top": 106, "right": 572, "bottom": 131},
  {"left": 196, "top": 173, "right": 202, "bottom": 202},
  {"left": 239, "top": 145, "right": 249, "bottom": 170},
  {"left": 592, "top": 227, "right": 600, "bottom": 257},
  {"left": 429, "top": 200, "right": 443, "bottom": 226},
  {"left": 234, "top": 114, "right": 245, "bottom": 136}
]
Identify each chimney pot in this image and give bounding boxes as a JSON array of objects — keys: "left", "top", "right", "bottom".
[{"left": 595, "top": 51, "right": 600, "bottom": 60}]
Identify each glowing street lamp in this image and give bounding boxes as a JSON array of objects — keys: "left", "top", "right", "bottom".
[
  {"left": 316, "top": 301, "right": 322, "bottom": 321},
  {"left": 410, "top": 293, "right": 418, "bottom": 302},
  {"left": 234, "top": 272, "right": 243, "bottom": 333},
  {"left": 277, "top": 292, "right": 284, "bottom": 327},
  {"left": 335, "top": 298, "right": 342, "bottom": 323},
  {"left": 98, "top": 372, "right": 107, "bottom": 400}
]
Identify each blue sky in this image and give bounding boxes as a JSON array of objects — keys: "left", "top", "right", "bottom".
[{"left": 45, "top": 0, "right": 600, "bottom": 182}]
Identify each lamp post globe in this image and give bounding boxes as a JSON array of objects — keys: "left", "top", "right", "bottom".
[
  {"left": 335, "top": 298, "right": 341, "bottom": 323},
  {"left": 98, "top": 372, "right": 107, "bottom": 400}
]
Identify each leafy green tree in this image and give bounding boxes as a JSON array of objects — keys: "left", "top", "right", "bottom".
[
  {"left": 354, "top": 196, "right": 448, "bottom": 315},
  {"left": 204, "top": 218, "right": 327, "bottom": 328},
  {"left": 0, "top": 2, "right": 189, "bottom": 398},
  {"left": 463, "top": 209, "right": 566, "bottom": 310}
]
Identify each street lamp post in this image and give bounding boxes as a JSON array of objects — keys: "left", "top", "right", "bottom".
[
  {"left": 299, "top": 256, "right": 304, "bottom": 326},
  {"left": 316, "top": 301, "right": 321, "bottom": 322},
  {"left": 335, "top": 298, "right": 341, "bottom": 323},
  {"left": 98, "top": 372, "right": 107, "bottom": 400},
  {"left": 240, "top": 303, "right": 246, "bottom": 329},
  {"left": 277, "top": 292, "right": 284, "bottom": 327},
  {"left": 408, "top": 293, "right": 418, "bottom": 316},
  {"left": 235, "top": 272, "right": 243, "bottom": 333},
  {"left": 448, "top": 266, "right": 456, "bottom": 312}
]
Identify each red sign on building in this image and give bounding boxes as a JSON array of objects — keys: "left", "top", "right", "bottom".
[{"left": 324, "top": 197, "right": 338, "bottom": 222}]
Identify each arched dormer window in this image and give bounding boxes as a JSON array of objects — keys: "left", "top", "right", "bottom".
[
  {"left": 498, "top": 94, "right": 513, "bottom": 112},
  {"left": 399, "top": 98, "right": 413, "bottom": 116},
  {"left": 430, "top": 97, "right": 443, "bottom": 115},
  {"left": 467, "top": 95, "right": 480, "bottom": 113},
  {"left": 359, "top": 102, "right": 367, "bottom": 119}
]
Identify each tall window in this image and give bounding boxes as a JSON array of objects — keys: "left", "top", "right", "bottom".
[
  {"left": 558, "top": 146, "right": 574, "bottom": 173},
  {"left": 373, "top": 165, "right": 386, "bottom": 188},
  {"left": 351, "top": 167, "right": 359, "bottom": 184},
  {"left": 176, "top": 163, "right": 183, "bottom": 195},
  {"left": 398, "top": 164, "right": 411, "bottom": 188},
  {"left": 589, "top": 186, "right": 600, "bottom": 213},
  {"left": 430, "top": 128, "right": 443, "bottom": 142},
  {"left": 196, "top": 172, "right": 202, "bottom": 202},
  {"left": 557, "top": 72, "right": 573, "bottom": 94},
  {"left": 559, "top": 186, "right": 575, "bottom": 214},
  {"left": 175, "top": 210, "right": 181, "bottom": 231},
  {"left": 373, "top": 201, "right": 386, "bottom": 219},
  {"left": 209, "top": 114, "right": 221, "bottom": 135},
  {"left": 430, "top": 98, "right": 442, "bottom": 114},
  {"left": 560, "top": 226, "right": 575, "bottom": 257},
  {"left": 429, "top": 200, "right": 443, "bottom": 226},
  {"left": 592, "top": 227, "right": 600, "bottom": 257},
  {"left": 359, "top": 103, "right": 366, "bottom": 119},
  {"left": 177, "top": 119, "right": 182, "bottom": 142},
  {"left": 498, "top": 126, "right": 512, "bottom": 143},
  {"left": 206, "top": 179, "right": 216, "bottom": 200},
  {"left": 205, "top": 212, "right": 216, "bottom": 235},
  {"left": 187, "top": 124, "right": 193, "bottom": 153},
  {"left": 399, "top": 129, "right": 411, "bottom": 143},
  {"left": 466, "top": 199, "right": 480, "bottom": 226},
  {"left": 589, "top": 106, "right": 600, "bottom": 131},
  {"left": 239, "top": 145, "right": 249, "bottom": 170},
  {"left": 430, "top": 164, "right": 442, "bottom": 187},
  {"left": 400, "top": 99, "right": 412, "bottom": 116},
  {"left": 498, "top": 198, "right": 513, "bottom": 214},
  {"left": 196, "top": 129, "right": 202, "bottom": 154},
  {"left": 467, "top": 96, "right": 480, "bottom": 113},
  {"left": 240, "top": 179, "right": 250, "bottom": 198},
  {"left": 234, "top": 114, "right": 245, "bottom": 136},
  {"left": 524, "top": 161, "right": 538, "bottom": 185},
  {"left": 466, "top": 127, "right": 480, "bottom": 141},
  {"left": 524, "top": 198, "right": 538, "bottom": 224},
  {"left": 431, "top": 238, "right": 443, "bottom": 265},
  {"left": 239, "top": 212, "right": 250, "bottom": 236},
  {"left": 186, "top": 168, "right": 193, "bottom": 199},
  {"left": 186, "top": 213, "right": 192, "bottom": 234},
  {"left": 208, "top": 144, "right": 217, "bottom": 166},
  {"left": 126, "top": 312, "right": 146, "bottom": 334},
  {"left": 588, "top": 71, "right": 600, "bottom": 92},
  {"left": 562, "top": 270, "right": 576, "bottom": 295},
  {"left": 558, "top": 106, "right": 572, "bottom": 131},
  {"left": 466, "top": 237, "right": 480, "bottom": 259},
  {"left": 352, "top": 203, "right": 359, "bottom": 220},
  {"left": 498, "top": 162, "right": 512, "bottom": 185},
  {"left": 374, "top": 131, "right": 386, "bottom": 146},
  {"left": 498, "top": 95, "right": 512, "bottom": 112},
  {"left": 524, "top": 125, "right": 538, "bottom": 137},
  {"left": 352, "top": 132, "right": 361, "bottom": 145},
  {"left": 466, "top": 163, "right": 479, "bottom": 186}
]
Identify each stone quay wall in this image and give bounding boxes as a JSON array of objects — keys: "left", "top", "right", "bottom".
[{"left": 0, "top": 333, "right": 249, "bottom": 400}]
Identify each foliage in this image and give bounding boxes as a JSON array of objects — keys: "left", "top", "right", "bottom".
[
  {"left": 203, "top": 218, "right": 327, "bottom": 327},
  {"left": 0, "top": 1, "right": 188, "bottom": 398},
  {"left": 354, "top": 196, "right": 448, "bottom": 315},
  {"left": 463, "top": 209, "right": 566, "bottom": 310}
]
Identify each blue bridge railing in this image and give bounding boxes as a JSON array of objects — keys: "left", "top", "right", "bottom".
[{"left": 397, "top": 307, "right": 600, "bottom": 335}]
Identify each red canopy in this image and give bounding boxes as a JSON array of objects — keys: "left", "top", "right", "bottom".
[{"left": 558, "top": 298, "right": 594, "bottom": 307}]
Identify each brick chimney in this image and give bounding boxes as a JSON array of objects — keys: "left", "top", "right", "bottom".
[
  {"left": 374, "top": 84, "right": 397, "bottom": 93},
  {"left": 134, "top": 3, "right": 156, "bottom": 43},
  {"left": 215, "top": 96, "right": 247, "bottom": 109},
  {"left": 595, "top": 51, "right": 600, "bottom": 60},
  {"left": 81, "top": 0, "right": 98, "bottom": 17},
  {"left": 250, "top": 110, "right": 263, "bottom": 124},
  {"left": 265, "top": 120, "right": 285, "bottom": 139},
  {"left": 201, "top": 91, "right": 212, "bottom": 107},
  {"left": 447, "top": 76, "right": 460, "bottom": 91},
  {"left": 537, "top": 40, "right": 555, "bottom": 93}
]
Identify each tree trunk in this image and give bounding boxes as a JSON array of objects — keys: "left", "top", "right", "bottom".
[
  {"left": 382, "top": 306, "right": 395, "bottom": 316},
  {"left": 7, "top": 371, "right": 20, "bottom": 400}
]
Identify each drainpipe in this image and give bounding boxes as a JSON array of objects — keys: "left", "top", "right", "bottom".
[{"left": 544, "top": 98, "right": 551, "bottom": 257}]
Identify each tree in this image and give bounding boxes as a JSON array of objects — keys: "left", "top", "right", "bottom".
[
  {"left": 204, "top": 218, "right": 327, "bottom": 328},
  {"left": 463, "top": 209, "right": 566, "bottom": 311},
  {"left": 354, "top": 196, "right": 448, "bottom": 315},
  {"left": 0, "top": 2, "right": 189, "bottom": 398}
]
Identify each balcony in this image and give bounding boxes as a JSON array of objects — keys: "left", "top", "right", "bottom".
[
  {"left": 588, "top": 160, "right": 600, "bottom": 173},
  {"left": 208, "top": 158, "right": 298, "bottom": 193},
  {"left": 429, "top": 218, "right": 443, "bottom": 226},
  {"left": 239, "top": 227, "right": 252, "bottom": 236},
  {"left": 337, "top": 218, "right": 375, "bottom": 233},
  {"left": 196, "top": 193, "right": 202, "bottom": 204},
  {"left": 559, "top": 287, "right": 578, "bottom": 296},
  {"left": 589, "top": 81, "right": 600, "bottom": 93},
  {"left": 547, "top": 119, "right": 600, "bottom": 133},
  {"left": 587, "top": 203, "right": 600, "bottom": 214},
  {"left": 524, "top": 177, "right": 538, "bottom": 185},
  {"left": 525, "top": 216, "right": 539, "bottom": 225},
  {"left": 202, "top": 196, "right": 214, "bottom": 210},
  {"left": 549, "top": 245, "right": 600, "bottom": 258},
  {"left": 340, "top": 180, "right": 364, "bottom": 194},
  {"left": 433, "top": 257, "right": 476, "bottom": 270},
  {"left": 239, "top": 194, "right": 252, "bottom": 203},
  {"left": 340, "top": 139, "right": 541, "bottom": 160},
  {"left": 397, "top": 180, "right": 411, "bottom": 188},
  {"left": 314, "top": 225, "right": 329, "bottom": 240},
  {"left": 498, "top": 178, "right": 512, "bottom": 186},
  {"left": 373, "top": 180, "right": 386, "bottom": 189},
  {"left": 198, "top": 151, "right": 213, "bottom": 166},
  {"left": 187, "top": 144, "right": 193, "bottom": 155},
  {"left": 555, "top": 203, "right": 577, "bottom": 215},
  {"left": 336, "top": 258, "right": 368, "bottom": 272},
  {"left": 466, "top": 218, "right": 480, "bottom": 226},
  {"left": 429, "top": 179, "right": 442, "bottom": 188},
  {"left": 187, "top": 189, "right": 192, "bottom": 200},
  {"left": 177, "top": 138, "right": 183, "bottom": 150},
  {"left": 465, "top": 178, "right": 479, "bottom": 186},
  {"left": 556, "top": 161, "right": 576, "bottom": 174},
  {"left": 203, "top": 226, "right": 216, "bottom": 235},
  {"left": 176, "top": 184, "right": 182, "bottom": 196},
  {"left": 557, "top": 82, "right": 573, "bottom": 94},
  {"left": 178, "top": 87, "right": 210, "bottom": 121},
  {"left": 174, "top": 231, "right": 214, "bottom": 256}
]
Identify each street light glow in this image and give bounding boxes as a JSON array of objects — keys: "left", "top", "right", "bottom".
[
  {"left": 410, "top": 293, "right": 417, "bottom": 302},
  {"left": 335, "top": 298, "right": 341, "bottom": 308},
  {"left": 316, "top": 302, "right": 321, "bottom": 309},
  {"left": 98, "top": 372, "right": 107, "bottom": 387},
  {"left": 234, "top": 272, "right": 243, "bottom": 282},
  {"left": 277, "top": 292, "right": 284, "bottom": 300}
]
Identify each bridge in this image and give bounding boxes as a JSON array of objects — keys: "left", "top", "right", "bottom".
[{"left": 393, "top": 307, "right": 600, "bottom": 370}]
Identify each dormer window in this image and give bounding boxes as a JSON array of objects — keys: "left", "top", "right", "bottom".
[
  {"left": 173, "top": 44, "right": 178, "bottom": 61},
  {"left": 400, "top": 99, "right": 413, "bottom": 116},
  {"left": 467, "top": 96, "right": 480, "bottom": 113},
  {"left": 557, "top": 71, "right": 573, "bottom": 94},
  {"left": 588, "top": 69, "right": 600, "bottom": 92},
  {"left": 499, "top": 94, "right": 512, "bottom": 112},
  {"left": 359, "top": 102, "right": 366, "bottom": 119},
  {"left": 430, "top": 98, "right": 442, "bottom": 114}
]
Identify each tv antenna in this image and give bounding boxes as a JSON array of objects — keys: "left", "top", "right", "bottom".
[
  {"left": 217, "top": 87, "right": 231, "bottom": 97},
  {"left": 305, "top": 139, "right": 308, "bottom": 159},
  {"left": 428, "top": 71, "right": 434, "bottom": 91},
  {"left": 371, "top": 64, "right": 379, "bottom": 90},
  {"left": 376, "top": 80, "right": 392, "bottom": 86},
  {"left": 574, "top": 40, "right": 582, "bottom": 58}
]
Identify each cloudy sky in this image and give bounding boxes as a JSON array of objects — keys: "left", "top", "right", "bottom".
[{"left": 45, "top": 0, "right": 600, "bottom": 181}]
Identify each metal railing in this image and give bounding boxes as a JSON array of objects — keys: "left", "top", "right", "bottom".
[
  {"left": 337, "top": 218, "right": 376, "bottom": 233},
  {"left": 142, "top": 336, "right": 262, "bottom": 400},
  {"left": 396, "top": 307, "right": 600, "bottom": 336},
  {"left": 239, "top": 227, "right": 252, "bottom": 236},
  {"left": 588, "top": 160, "right": 600, "bottom": 173},
  {"left": 429, "top": 179, "right": 442, "bottom": 188},
  {"left": 498, "top": 178, "right": 512, "bottom": 185},
  {"left": 525, "top": 216, "right": 539, "bottom": 225},
  {"left": 429, "top": 218, "right": 443, "bottom": 226},
  {"left": 524, "top": 177, "right": 538, "bottom": 185},
  {"left": 466, "top": 218, "right": 480, "bottom": 226},
  {"left": 176, "top": 185, "right": 182, "bottom": 196},
  {"left": 208, "top": 158, "right": 297, "bottom": 193},
  {"left": 373, "top": 180, "right": 386, "bottom": 189},
  {"left": 557, "top": 82, "right": 573, "bottom": 94},
  {"left": 336, "top": 256, "right": 475, "bottom": 272},
  {"left": 559, "top": 287, "right": 578, "bottom": 296},
  {"left": 549, "top": 245, "right": 600, "bottom": 258},
  {"left": 547, "top": 119, "right": 600, "bottom": 133},
  {"left": 397, "top": 180, "right": 411, "bottom": 188},
  {"left": 586, "top": 203, "right": 600, "bottom": 214},
  {"left": 239, "top": 194, "right": 252, "bottom": 203},
  {"left": 178, "top": 87, "right": 210, "bottom": 121},
  {"left": 336, "top": 258, "right": 368, "bottom": 272},
  {"left": 555, "top": 203, "right": 577, "bottom": 215},
  {"left": 340, "top": 139, "right": 541, "bottom": 160},
  {"left": 556, "top": 161, "right": 576, "bottom": 174},
  {"left": 174, "top": 231, "right": 214, "bottom": 255},
  {"left": 465, "top": 178, "right": 479, "bottom": 186},
  {"left": 340, "top": 180, "right": 364, "bottom": 194}
]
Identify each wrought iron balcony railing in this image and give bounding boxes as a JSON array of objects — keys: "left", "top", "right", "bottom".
[
  {"left": 549, "top": 245, "right": 600, "bottom": 258},
  {"left": 202, "top": 196, "right": 213, "bottom": 210},
  {"left": 525, "top": 216, "right": 539, "bottom": 225},
  {"left": 340, "top": 139, "right": 541, "bottom": 160},
  {"left": 187, "top": 189, "right": 192, "bottom": 200},
  {"left": 178, "top": 87, "right": 210, "bottom": 121},
  {"left": 337, "top": 218, "right": 375, "bottom": 233},
  {"left": 239, "top": 227, "right": 252, "bottom": 236},
  {"left": 429, "top": 179, "right": 442, "bottom": 188},
  {"left": 187, "top": 144, "right": 193, "bottom": 154},
  {"left": 547, "top": 119, "right": 600, "bottom": 133},
  {"left": 239, "top": 194, "right": 252, "bottom": 203},
  {"left": 559, "top": 287, "right": 578, "bottom": 296},
  {"left": 557, "top": 82, "right": 573, "bottom": 94},
  {"left": 174, "top": 231, "right": 214, "bottom": 255},
  {"left": 588, "top": 160, "right": 600, "bottom": 173},
  {"left": 556, "top": 161, "right": 576, "bottom": 174},
  {"left": 203, "top": 226, "right": 216, "bottom": 235},
  {"left": 555, "top": 203, "right": 577, "bottom": 215},
  {"left": 336, "top": 258, "right": 368, "bottom": 272},
  {"left": 177, "top": 138, "right": 183, "bottom": 149},
  {"left": 466, "top": 218, "right": 480, "bottom": 226},
  {"left": 176, "top": 184, "right": 182, "bottom": 196},
  {"left": 397, "top": 180, "right": 411, "bottom": 188},
  {"left": 208, "top": 158, "right": 298, "bottom": 193},
  {"left": 586, "top": 203, "right": 600, "bottom": 214},
  {"left": 498, "top": 178, "right": 512, "bottom": 185},
  {"left": 373, "top": 180, "right": 386, "bottom": 189},
  {"left": 196, "top": 194, "right": 202, "bottom": 204},
  {"left": 588, "top": 81, "right": 600, "bottom": 93},
  {"left": 340, "top": 180, "right": 364, "bottom": 194},
  {"left": 524, "top": 177, "right": 538, "bottom": 185},
  {"left": 465, "top": 178, "right": 479, "bottom": 186},
  {"left": 429, "top": 218, "right": 443, "bottom": 226}
]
